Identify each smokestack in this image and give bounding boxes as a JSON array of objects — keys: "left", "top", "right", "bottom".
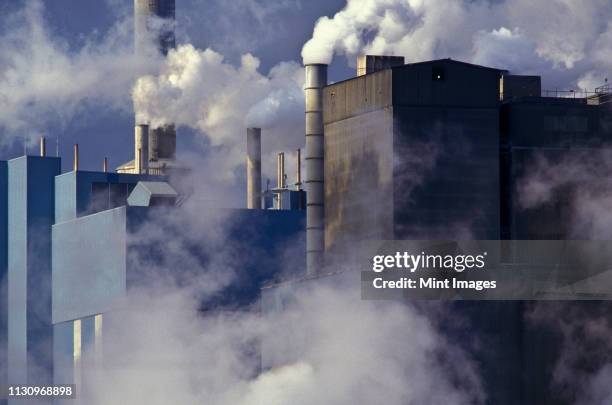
[
  {"left": 304, "top": 63, "right": 327, "bottom": 275},
  {"left": 134, "top": 1, "right": 177, "bottom": 166},
  {"left": 296, "top": 148, "right": 302, "bottom": 190},
  {"left": 246, "top": 127, "right": 262, "bottom": 209},
  {"left": 277, "top": 152, "right": 286, "bottom": 189},
  {"left": 39, "top": 136, "right": 46, "bottom": 157},
  {"left": 103, "top": 157, "right": 108, "bottom": 173},
  {"left": 73, "top": 144, "right": 79, "bottom": 172},
  {"left": 135, "top": 124, "right": 150, "bottom": 174}
]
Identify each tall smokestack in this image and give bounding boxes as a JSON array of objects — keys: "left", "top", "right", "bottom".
[
  {"left": 304, "top": 64, "right": 327, "bottom": 275},
  {"left": 246, "top": 127, "right": 262, "bottom": 209},
  {"left": 135, "top": 124, "right": 150, "bottom": 174},
  {"left": 134, "top": 0, "right": 176, "bottom": 165},
  {"left": 103, "top": 157, "right": 108, "bottom": 173}
]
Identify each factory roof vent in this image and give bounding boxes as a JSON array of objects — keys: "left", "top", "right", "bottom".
[
  {"left": 127, "top": 181, "right": 178, "bottom": 207},
  {"left": 357, "top": 55, "right": 405, "bottom": 76}
]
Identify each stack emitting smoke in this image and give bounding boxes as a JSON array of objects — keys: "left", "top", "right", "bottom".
[
  {"left": 246, "top": 128, "right": 262, "bottom": 209},
  {"left": 304, "top": 64, "right": 327, "bottom": 275},
  {"left": 134, "top": 0, "right": 176, "bottom": 164}
]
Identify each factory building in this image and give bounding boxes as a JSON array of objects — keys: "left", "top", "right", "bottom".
[
  {"left": 262, "top": 55, "right": 612, "bottom": 405},
  {"left": 0, "top": 131, "right": 304, "bottom": 403}
]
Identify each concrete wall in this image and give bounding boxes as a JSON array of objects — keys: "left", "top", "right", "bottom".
[
  {"left": 52, "top": 207, "right": 127, "bottom": 324},
  {"left": 324, "top": 60, "right": 502, "bottom": 247},
  {"left": 7, "top": 156, "right": 60, "bottom": 390}
]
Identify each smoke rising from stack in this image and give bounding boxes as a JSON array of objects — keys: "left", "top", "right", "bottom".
[
  {"left": 131, "top": 45, "right": 304, "bottom": 180},
  {"left": 0, "top": 0, "right": 164, "bottom": 148},
  {"left": 301, "top": 0, "right": 612, "bottom": 89}
]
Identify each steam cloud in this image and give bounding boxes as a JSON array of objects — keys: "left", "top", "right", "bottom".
[
  {"left": 517, "top": 149, "right": 612, "bottom": 239},
  {"left": 131, "top": 45, "right": 305, "bottom": 180},
  {"left": 302, "top": 0, "right": 612, "bottom": 89},
  {"left": 0, "top": 0, "right": 162, "bottom": 148}
]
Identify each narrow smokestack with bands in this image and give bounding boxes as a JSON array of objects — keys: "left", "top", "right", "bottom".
[
  {"left": 246, "top": 127, "right": 262, "bottom": 209},
  {"left": 73, "top": 144, "right": 79, "bottom": 172},
  {"left": 39, "top": 136, "right": 46, "bottom": 157},
  {"left": 135, "top": 124, "right": 150, "bottom": 174},
  {"left": 304, "top": 63, "right": 327, "bottom": 275}
]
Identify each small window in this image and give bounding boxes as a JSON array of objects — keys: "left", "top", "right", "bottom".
[{"left": 432, "top": 66, "right": 445, "bottom": 81}]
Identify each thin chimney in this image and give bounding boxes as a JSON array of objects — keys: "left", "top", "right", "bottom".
[
  {"left": 246, "top": 128, "right": 262, "bottom": 209},
  {"left": 39, "top": 137, "right": 46, "bottom": 157},
  {"left": 295, "top": 148, "right": 302, "bottom": 190},
  {"left": 103, "top": 157, "right": 108, "bottom": 173},
  {"left": 73, "top": 144, "right": 79, "bottom": 171},
  {"left": 134, "top": 124, "right": 149, "bottom": 174},
  {"left": 277, "top": 152, "right": 286, "bottom": 189}
]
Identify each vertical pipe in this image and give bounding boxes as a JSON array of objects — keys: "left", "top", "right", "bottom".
[
  {"left": 39, "top": 137, "right": 46, "bottom": 157},
  {"left": 103, "top": 157, "right": 108, "bottom": 173},
  {"left": 73, "top": 144, "right": 79, "bottom": 172},
  {"left": 277, "top": 152, "right": 285, "bottom": 189},
  {"left": 305, "top": 64, "right": 327, "bottom": 275},
  {"left": 135, "top": 124, "right": 149, "bottom": 174},
  {"left": 246, "top": 127, "right": 262, "bottom": 209},
  {"left": 295, "top": 148, "right": 301, "bottom": 190}
]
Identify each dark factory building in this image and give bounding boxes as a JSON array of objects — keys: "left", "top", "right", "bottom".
[{"left": 323, "top": 56, "right": 612, "bottom": 255}]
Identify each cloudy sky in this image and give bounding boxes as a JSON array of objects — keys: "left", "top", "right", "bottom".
[{"left": 1, "top": 0, "right": 611, "bottom": 203}]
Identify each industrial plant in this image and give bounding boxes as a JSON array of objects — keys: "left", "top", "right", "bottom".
[{"left": 1, "top": 0, "right": 612, "bottom": 404}]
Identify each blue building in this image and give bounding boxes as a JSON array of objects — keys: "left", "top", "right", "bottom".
[{"left": 0, "top": 148, "right": 305, "bottom": 404}]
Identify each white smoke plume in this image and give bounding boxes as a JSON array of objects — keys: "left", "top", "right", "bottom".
[
  {"left": 132, "top": 44, "right": 304, "bottom": 181},
  {"left": 78, "top": 278, "right": 486, "bottom": 404},
  {"left": 302, "top": 0, "right": 612, "bottom": 89},
  {"left": 517, "top": 148, "right": 612, "bottom": 239},
  {"left": 529, "top": 302, "right": 612, "bottom": 405},
  {"left": 0, "top": 0, "right": 162, "bottom": 148}
]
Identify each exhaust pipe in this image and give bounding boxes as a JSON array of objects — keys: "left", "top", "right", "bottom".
[
  {"left": 73, "top": 144, "right": 79, "bottom": 172},
  {"left": 246, "top": 127, "right": 262, "bottom": 209},
  {"left": 135, "top": 124, "right": 149, "bottom": 174},
  {"left": 39, "top": 136, "right": 46, "bottom": 157},
  {"left": 304, "top": 63, "right": 327, "bottom": 275}
]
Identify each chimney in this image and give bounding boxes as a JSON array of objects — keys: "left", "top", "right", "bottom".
[
  {"left": 39, "top": 137, "right": 46, "bottom": 157},
  {"left": 246, "top": 127, "right": 262, "bottom": 209},
  {"left": 73, "top": 144, "right": 79, "bottom": 171},
  {"left": 295, "top": 148, "right": 302, "bottom": 190},
  {"left": 304, "top": 63, "right": 327, "bottom": 275},
  {"left": 103, "top": 157, "right": 108, "bottom": 173},
  {"left": 277, "top": 152, "right": 286, "bottom": 189},
  {"left": 134, "top": 124, "right": 149, "bottom": 174},
  {"left": 356, "top": 55, "right": 405, "bottom": 76}
]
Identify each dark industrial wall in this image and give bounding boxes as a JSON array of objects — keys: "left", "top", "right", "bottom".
[
  {"left": 393, "top": 106, "right": 500, "bottom": 239},
  {"left": 500, "top": 98, "right": 606, "bottom": 239}
]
